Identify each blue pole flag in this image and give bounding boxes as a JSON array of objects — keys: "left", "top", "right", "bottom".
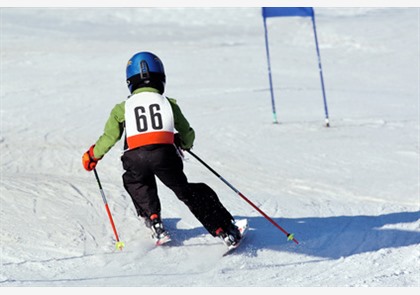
[
  {"left": 262, "top": 7, "right": 314, "bottom": 18},
  {"left": 262, "top": 7, "right": 330, "bottom": 127}
]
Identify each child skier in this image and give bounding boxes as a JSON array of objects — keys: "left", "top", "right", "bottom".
[{"left": 82, "top": 51, "right": 242, "bottom": 247}]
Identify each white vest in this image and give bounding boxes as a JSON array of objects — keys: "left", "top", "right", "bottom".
[{"left": 125, "top": 92, "right": 175, "bottom": 149}]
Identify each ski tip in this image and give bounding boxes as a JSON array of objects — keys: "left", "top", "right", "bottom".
[{"left": 235, "top": 218, "right": 249, "bottom": 228}]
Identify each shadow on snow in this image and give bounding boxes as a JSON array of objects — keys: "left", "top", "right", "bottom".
[{"left": 164, "top": 210, "right": 420, "bottom": 260}]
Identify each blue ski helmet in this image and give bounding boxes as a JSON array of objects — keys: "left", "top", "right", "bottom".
[{"left": 126, "top": 51, "right": 166, "bottom": 94}]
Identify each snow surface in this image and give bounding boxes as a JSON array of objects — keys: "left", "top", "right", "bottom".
[{"left": 0, "top": 7, "right": 419, "bottom": 289}]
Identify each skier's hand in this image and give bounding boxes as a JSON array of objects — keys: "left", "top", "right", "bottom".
[
  {"left": 174, "top": 133, "right": 191, "bottom": 151},
  {"left": 82, "top": 145, "right": 101, "bottom": 171}
]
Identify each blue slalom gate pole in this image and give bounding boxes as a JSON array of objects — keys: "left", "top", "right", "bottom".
[
  {"left": 311, "top": 13, "right": 330, "bottom": 127},
  {"left": 262, "top": 16, "right": 278, "bottom": 124},
  {"left": 262, "top": 7, "right": 330, "bottom": 126}
]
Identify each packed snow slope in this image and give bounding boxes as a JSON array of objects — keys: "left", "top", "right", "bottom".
[{"left": 1, "top": 7, "right": 419, "bottom": 287}]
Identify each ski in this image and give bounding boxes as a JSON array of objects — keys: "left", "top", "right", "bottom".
[{"left": 154, "top": 234, "right": 172, "bottom": 246}]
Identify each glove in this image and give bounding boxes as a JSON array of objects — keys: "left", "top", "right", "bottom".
[
  {"left": 82, "top": 145, "right": 102, "bottom": 171},
  {"left": 174, "top": 133, "right": 191, "bottom": 151}
]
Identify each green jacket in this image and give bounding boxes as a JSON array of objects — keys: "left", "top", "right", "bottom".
[{"left": 93, "top": 87, "right": 195, "bottom": 159}]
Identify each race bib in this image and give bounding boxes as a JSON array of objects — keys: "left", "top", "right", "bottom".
[{"left": 125, "top": 92, "right": 174, "bottom": 149}]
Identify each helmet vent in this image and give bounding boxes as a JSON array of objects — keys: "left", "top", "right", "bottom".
[{"left": 140, "top": 60, "right": 150, "bottom": 80}]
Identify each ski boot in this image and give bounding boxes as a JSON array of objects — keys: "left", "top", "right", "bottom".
[
  {"left": 146, "top": 214, "right": 171, "bottom": 246},
  {"left": 215, "top": 221, "right": 242, "bottom": 248}
]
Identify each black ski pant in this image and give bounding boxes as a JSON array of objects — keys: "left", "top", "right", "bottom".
[{"left": 121, "top": 144, "right": 234, "bottom": 236}]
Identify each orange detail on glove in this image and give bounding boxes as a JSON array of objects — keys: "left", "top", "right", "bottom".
[{"left": 82, "top": 145, "right": 101, "bottom": 171}]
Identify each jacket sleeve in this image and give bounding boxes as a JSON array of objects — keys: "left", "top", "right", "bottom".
[
  {"left": 93, "top": 101, "right": 125, "bottom": 158},
  {"left": 168, "top": 98, "right": 195, "bottom": 149}
]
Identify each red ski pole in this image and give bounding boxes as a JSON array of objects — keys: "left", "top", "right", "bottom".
[
  {"left": 93, "top": 168, "right": 125, "bottom": 250},
  {"left": 187, "top": 150, "right": 299, "bottom": 244}
]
